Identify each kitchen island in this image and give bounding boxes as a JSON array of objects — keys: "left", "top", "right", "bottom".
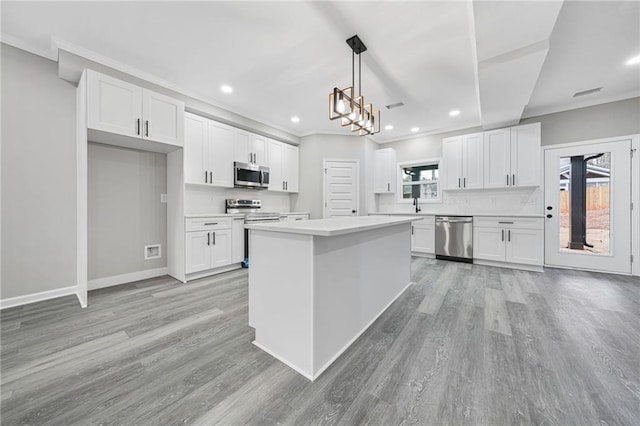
[{"left": 245, "top": 216, "right": 415, "bottom": 380}]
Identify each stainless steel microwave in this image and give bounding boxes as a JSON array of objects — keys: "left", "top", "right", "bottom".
[{"left": 234, "top": 162, "right": 269, "bottom": 189}]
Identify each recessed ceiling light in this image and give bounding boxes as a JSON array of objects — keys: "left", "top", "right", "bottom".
[
  {"left": 385, "top": 125, "right": 394, "bottom": 131},
  {"left": 411, "top": 127, "right": 420, "bottom": 133},
  {"left": 449, "top": 109, "right": 461, "bottom": 117},
  {"left": 220, "top": 85, "right": 233, "bottom": 94},
  {"left": 626, "top": 54, "right": 640, "bottom": 66},
  {"left": 291, "top": 116, "right": 300, "bottom": 123}
]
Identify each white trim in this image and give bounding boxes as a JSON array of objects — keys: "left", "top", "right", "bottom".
[
  {"left": 88, "top": 267, "right": 169, "bottom": 291},
  {"left": 252, "top": 341, "right": 315, "bottom": 381},
  {"left": 76, "top": 70, "right": 88, "bottom": 308},
  {"left": 474, "top": 259, "right": 543, "bottom": 273},
  {"left": 541, "top": 134, "right": 639, "bottom": 151},
  {"left": 184, "top": 263, "right": 242, "bottom": 282},
  {"left": 543, "top": 264, "right": 631, "bottom": 277},
  {"left": 0, "top": 286, "right": 78, "bottom": 310},
  {"left": 632, "top": 136, "right": 639, "bottom": 276},
  {"left": 522, "top": 92, "right": 640, "bottom": 120},
  {"left": 310, "top": 280, "right": 413, "bottom": 380},
  {"left": 322, "top": 158, "right": 360, "bottom": 219},
  {"left": 0, "top": 33, "right": 58, "bottom": 61}
]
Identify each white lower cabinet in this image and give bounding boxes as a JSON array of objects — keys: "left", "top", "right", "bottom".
[
  {"left": 473, "top": 216, "right": 543, "bottom": 269},
  {"left": 411, "top": 217, "right": 435, "bottom": 255},
  {"left": 185, "top": 218, "right": 234, "bottom": 274}
]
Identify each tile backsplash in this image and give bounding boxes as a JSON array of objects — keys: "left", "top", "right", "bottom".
[
  {"left": 377, "top": 187, "right": 542, "bottom": 215},
  {"left": 185, "top": 186, "right": 291, "bottom": 214}
]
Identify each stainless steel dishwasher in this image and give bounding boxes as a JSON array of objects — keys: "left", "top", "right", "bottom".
[{"left": 435, "top": 216, "right": 473, "bottom": 263}]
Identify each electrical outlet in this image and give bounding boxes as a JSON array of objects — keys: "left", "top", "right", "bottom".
[{"left": 161, "top": 194, "right": 168, "bottom": 203}]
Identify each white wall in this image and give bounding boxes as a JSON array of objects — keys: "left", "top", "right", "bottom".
[
  {"left": 1, "top": 44, "right": 78, "bottom": 299},
  {"left": 292, "top": 134, "right": 375, "bottom": 219},
  {"left": 88, "top": 143, "right": 167, "bottom": 280}
]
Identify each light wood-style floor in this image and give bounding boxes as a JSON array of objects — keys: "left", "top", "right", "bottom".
[{"left": 2, "top": 258, "right": 639, "bottom": 425}]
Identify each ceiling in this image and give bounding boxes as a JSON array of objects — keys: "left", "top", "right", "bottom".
[{"left": 2, "top": 1, "right": 639, "bottom": 143}]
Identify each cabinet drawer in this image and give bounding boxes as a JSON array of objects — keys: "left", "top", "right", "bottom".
[
  {"left": 412, "top": 215, "right": 435, "bottom": 225},
  {"left": 281, "top": 214, "right": 309, "bottom": 221},
  {"left": 185, "top": 217, "right": 232, "bottom": 231},
  {"left": 474, "top": 216, "right": 543, "bottom": 230}
]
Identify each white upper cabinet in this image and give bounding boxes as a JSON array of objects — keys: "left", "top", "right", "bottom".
[
  {"left": 87, "top": 70, "right": 184, "bottom": 147},
  {"left": 510, "top": 123, "right": 541, "bottom": 188},
  {"left": 235, "top": 130, "right": 267, "bottom": 165},
  {"left": 267, "top": 139, "right": 298, "bottom": 193},
  {"left": 373, "top": 148, "right": 397, "bottom": 193},
  {"left": 282, "top": 143, "right": 299, "bottom": 193},
  {"left": 184, "top": 113, "right": 208, "bottom": 184},
  {"left": 184, "top": 113, "right": 234, "bottom": 187},
  {"left": 142, "top": 89, "right": 184, "bottom": 146},
  {"left": 484, "top": 123, "right": 541, "bottom": 188},
  {"left": 483, "top": 128, "right": 511, "bottom": 188},
  {"left": 87, "top": 70, "right": 142, "bottom": 138},
  {"left": 207, "top": 121, "right": 234, "bottom": 187},
  {"left": 442, "top": 136, "right": 463, "bottom": 190},
  {"left": 443, "top": 133, "right": 483, "bottom": 190}
]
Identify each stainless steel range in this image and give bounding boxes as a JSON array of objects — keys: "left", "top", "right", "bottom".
[{"left": 226, "top": 199, "right": 281, "bottom": 267}]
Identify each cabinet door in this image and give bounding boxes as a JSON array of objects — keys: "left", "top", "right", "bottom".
[
  {"left": 373, "top": 148, "right": 396, "bottom": 193},
  {"left": 283, "top": 144, "right": 299, "bottom": 193},
  {"left": 211, "top": 229, "right": 232, "bottom": 268},
  {"left": 412, "top": 224, "right": 435, "bottom": 254},
  {"left": 510, "top": 123, "right": 541, "bottom": 187},
  {"left": 473, "top": 227, "right": 506, "bottom": 261},
  {"left": 462, "top": 133, "right": 484, "bottom": 189},
  {"left": 442, "top": 136, "right": 463, "bottom": 190},
  {"left": 142, "top": 89, "right": 184, "bottom": 146},
  {"left": 184, "top": 113, "right": 207, "bottom": 184},
  {"left": 231, "top": 219, "right": 245, "bottom": 263},
  {"left": 208, "top": 121, "right": 234, "bottom": 187},
  {"left": 267, "top": 140, "right": 283, "bottom": 191},
  {"left": 483, "top": 128, "right": 511, "bottom": 188},
  {"left": 234, "top": 130, "right": 252, "bottom": 163},
  {"left": 87, "top": 70, "right": 142, "bottom": 137},
  {"left": 506, "top": 228, "right": 543, "bottom": 265},
  {"left": 252, "top": 134, "right": 268, "bottom": 165},
  {"left": 185, "top": 231, "right": 211, "bottom": 273}
]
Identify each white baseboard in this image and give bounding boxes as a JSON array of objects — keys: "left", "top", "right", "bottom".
[
  {"left": 474, "top": 259, "right": 543, "bottom": 272},
  {"left": 88, "top": 267, "right": 168, "bottom": 291},
  {"left": 0, "top": 285, "right": 78, "bottom": 310}
]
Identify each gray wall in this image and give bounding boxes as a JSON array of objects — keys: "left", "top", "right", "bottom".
[
  {"left": 88, "top": 143, "right": 167, "bottom": 280},
  {"left": 520, "top": 97, "right": 640, "bottom": 146},
  {"left": 1, "top": 44, "right": 77, "bottom": 299},
  {"left": 292, "top": 134, "right": 377, "bottom": 219}
]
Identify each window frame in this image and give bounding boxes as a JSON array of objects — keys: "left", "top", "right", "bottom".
[{"left": 396, "top": 158, "right": 442, "bottom": 204}]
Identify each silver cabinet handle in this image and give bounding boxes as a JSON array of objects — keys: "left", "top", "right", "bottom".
[
  {"left": 204, "top": 222, "right": 218, "bottom": 226},
  {"left": 458, "top": 178, "right": 461, "bottom": 188},
  {"left": 136, "top": 118, "right": 141, "bottom": 135},
  {"left": 512, "top": 174, "right": 515, "bottom": 186},
  {"left": 145, "top": 120, "right": 149, "bottom": 137},
  {"left": 498, "top": 221, "right": 514, "bottom": 224},
  {"left": 213, "top": 232, "right": 216, "bottom": 245},
  {"left": 463, "top": 177, "right": 466, "bottom": 188},
  {"left": 501, "top": 230, "right": 504, "bottom": 241},
  {"left": 205, "top": 171, "right": 208, "bottom": 183},
  {"left": 207, "top": 232, "right": 210, "bottom": 246},
  {"left": 508, "top": 230, "right": 511, "bottom": 242},
  {"left": 387, "top": 183, "right": 390, "bottom": 192},
  {"left": 285, "top": 181, "right": 288, "bottom": 190},
  {"left": 412, "top": 226, "right": 414, "bottom": 235},
  {"left": 506, "top": 175, "right": 509, "bottom": 186},
  {"left": 282, "top": 181, "right": 285, "bottom": 190}
]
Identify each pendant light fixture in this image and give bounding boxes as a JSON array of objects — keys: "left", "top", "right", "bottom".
[{"left": 329, "top": 35, "right": 380, "bottom": 136}]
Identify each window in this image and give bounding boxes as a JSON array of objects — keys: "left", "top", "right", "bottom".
[{"left": 399, "top": 159, "right": 440, "bottom": 202}]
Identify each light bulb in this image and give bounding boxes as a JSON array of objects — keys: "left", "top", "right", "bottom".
[{"left": 336, "top": 99, "right": 345, "bottom": 113}]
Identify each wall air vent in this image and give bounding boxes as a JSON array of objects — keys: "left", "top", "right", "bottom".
[
  {"left": 573, "top": 87, "right": 602, "bottom": 98},
  {"left": 385, "top": 102, "right": 405, "bottom": 110}
]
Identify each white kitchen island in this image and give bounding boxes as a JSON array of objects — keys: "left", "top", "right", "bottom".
[{"left": 245, "top": 216, "right": 414, "bottom": 380}]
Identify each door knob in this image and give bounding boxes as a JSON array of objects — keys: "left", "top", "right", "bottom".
[
  {"left": 546, "top": 214, "right": 553, "bottom": 218},
  {"left": 546, "top": 206, "right": 552, "bottom": 210}
]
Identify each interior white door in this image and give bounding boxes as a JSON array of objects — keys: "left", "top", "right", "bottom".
[
  {"left": 544, "top": 139, "right": 632, "bottom": 274},
  {"left": 324, "top": 160, "right": 359, "bottom": 218}
]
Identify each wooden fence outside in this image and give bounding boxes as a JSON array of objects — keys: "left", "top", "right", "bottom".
[{"left": 560, "top": 186, "right": 610, "bottom": 213}]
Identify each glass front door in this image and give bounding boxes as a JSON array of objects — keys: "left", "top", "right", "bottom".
[{"left": 544, "top": 139, "right": 632, "bottom": 274}]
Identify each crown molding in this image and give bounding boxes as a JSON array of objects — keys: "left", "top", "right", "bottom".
[
  {"left": 522, "top": 91, "right": 640, "bottom": 119},
  {"left": 0, "top": 32, "right": 57, "bottom": 61}
]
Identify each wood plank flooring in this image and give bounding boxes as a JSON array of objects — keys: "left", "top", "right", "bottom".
[{"left": 1, "top": 259, "right": 639, "bottom": 425}]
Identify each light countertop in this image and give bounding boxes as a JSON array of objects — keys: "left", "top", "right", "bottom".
[
  {"left": 184, "top": 213, "right": 244, "bottom": 218},
  {"left": 245, "top": 216, "right": 416, "bottom": 237},
  {"left": 369, "top": 212, "right": 544, "bottom": 218},
  {"left": 280, "top": 212, "right": 310, "bottom": 215}
]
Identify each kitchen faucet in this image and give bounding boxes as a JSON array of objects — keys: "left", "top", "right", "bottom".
[{"left": 413, "top": 197, "right": 421, "bottom": 213}]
